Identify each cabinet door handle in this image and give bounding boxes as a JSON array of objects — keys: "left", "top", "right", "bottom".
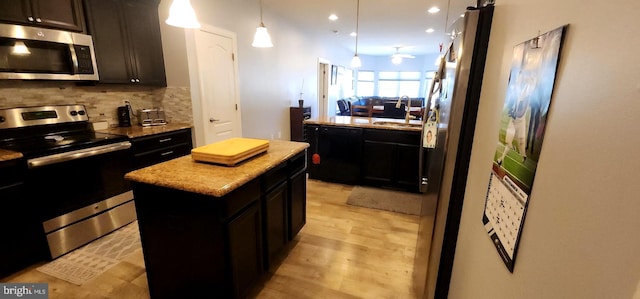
[
  {"left": 161, "top": 151, "right": 174, "bottom": 156},
  {"left": 130, "top": 78, "right": 136, "bottom": 83},
  {"left": 27, "top": 16, "right": 34, "bottom": 22},
  {"left": 35, "top": 18, "right": 42, "bottom": 23},
  {"left": 159, "top": 138, "right": 172, "bottom": 143}
]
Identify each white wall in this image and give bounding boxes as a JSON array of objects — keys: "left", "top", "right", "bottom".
[
  {"left": 359, "top": 54, "right": 436, "bottom": 72},
  {"left": 448, "top": 1, "right": 640, "bottom": 298},
  {"left": 158, "top": 0, "right": 353, "bottom": 140}
]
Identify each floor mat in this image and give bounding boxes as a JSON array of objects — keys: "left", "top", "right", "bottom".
[
  {"left": 346, "top": 186, "right": 423, "bottom": 215},
  {"left": 36, "top": 221, "right": 141, "bottom": 285}
]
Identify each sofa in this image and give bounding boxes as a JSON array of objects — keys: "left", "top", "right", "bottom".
[{"left": 347, "top": 96, "right": 425, "bottom": 119}]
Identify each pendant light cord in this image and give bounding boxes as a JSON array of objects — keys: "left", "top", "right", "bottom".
[
  {"left": 259, "top": 0, "right": 265, "bottom": 26},
  {"left": 444, "top": 0, "right": 451, "bottom": 33},
  {"left": 355, "top": 0, "right": 360, "bottom": 54}
]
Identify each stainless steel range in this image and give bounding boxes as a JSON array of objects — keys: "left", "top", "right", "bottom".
[{"left": 0, "top": 104, "right": 137, "bottom": 259}]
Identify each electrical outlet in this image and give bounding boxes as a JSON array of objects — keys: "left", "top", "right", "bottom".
[{"left": 278, "top": 131, "right": 281, "bottom": 139}]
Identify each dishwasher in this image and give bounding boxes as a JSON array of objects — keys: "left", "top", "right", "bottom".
[{"left": 308, "top": 125, "right": 362, "bottom": 184}]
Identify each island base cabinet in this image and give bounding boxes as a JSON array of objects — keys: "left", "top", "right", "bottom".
[
  {"left": 262, "top": 181, "right": 288, "bottom": 270},
  {"left": 129, "top": 147, "right": 307, "bottom": 299},
  {"left": 289, "top": 168, "right": 307, "bottom": 239},
  {"left": 227, "top": 200, "right": 264, "bottom": 298},
  {"left": 132, "top": 180, "right": 263, "bottom": 299}
]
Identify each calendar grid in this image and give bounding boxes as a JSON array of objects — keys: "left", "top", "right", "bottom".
[{"left": 484, "top": 172, "right": 528, "bottom": 260}]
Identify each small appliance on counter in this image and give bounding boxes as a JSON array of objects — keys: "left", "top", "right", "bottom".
[
  {"left": 137, "top": 108, "right": 167, "bottom": 126},
  {"left": 117, "top": 106, "right": 131, "bottom": 127}
]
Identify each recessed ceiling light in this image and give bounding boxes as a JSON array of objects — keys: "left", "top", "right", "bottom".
[
  {"left": 328, "top": 14, "right": 338, "bottom": 21},
  {"left": 426, "top": 28, "right": 435, "bottom": 33},
  {"left": 428, "top": 7, "right": 440, "bottom": 14},
  {"left": 350, "top": 32, "right": 357, "bottom": 37}
]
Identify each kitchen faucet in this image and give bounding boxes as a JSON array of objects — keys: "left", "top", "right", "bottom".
[{"left": 395, "top": 95, "right": 413, "bottom": 123}]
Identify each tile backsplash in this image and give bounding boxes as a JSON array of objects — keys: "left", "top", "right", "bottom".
[{"left": 0, "top": 81, "right": 193, "bottom": 127}]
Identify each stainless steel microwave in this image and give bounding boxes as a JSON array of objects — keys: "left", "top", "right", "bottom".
[{"left": 0, "top": 23, "right": 99, "bottom": 81}]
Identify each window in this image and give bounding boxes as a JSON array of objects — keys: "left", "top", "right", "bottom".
[
  {"left": 354, "top": 70, "right": 431, "bottom": 98},
  {"left": 378, "top": 71, "right": 421, "bottom": 98},
  {"left": 424, "top": 71, "right": 437, "bottom": 100},
  {"left": 356, "top": 70, "right": 374, "bottom": 96}
]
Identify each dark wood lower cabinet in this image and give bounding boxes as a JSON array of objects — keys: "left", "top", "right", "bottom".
[
  {"left": 0, "top": 158, "right": 46, "bottom": 278},
  {"left": 262, "top": 181, "right": 288, "bottom": 270},
  {"left": 132, "top": 150, "right": 307, "bottom": 299},
  {"left": 133, "top": 182, "right": 253, "bottom": 298},
  {"left": 362, "top": 128, "right": 422, "bottom": 192},
  {"left": 307, "top": 124, "right": 421, "bottom": 192},
  {"left": 289, "top": 168, "right": 307, "bottom": 239},
  {"left": 228, "top": 200, "right": 263, "bottom": 298}
]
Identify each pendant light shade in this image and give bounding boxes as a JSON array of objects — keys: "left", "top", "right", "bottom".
[
  {"left": 166, "top": 0, "right": 201, "bottom": 29},
  {"left": 351, "top": 54, "right": 362, "bottom": 68},
  {"left": 252, "top": 0, "right": 273, "bottom": 48},
  {"left": 252, "top": 24, "right": 273, "bottom": 48},
  {"left": 351, "top": 0, "right": 361, "bottom": 68}
]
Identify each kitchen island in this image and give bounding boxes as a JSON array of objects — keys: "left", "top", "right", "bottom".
[
  {"left": 125, "top": 140, "right": 308, "bottom": 299},
  {"left": 304, "top": 116, "right": 424, "bottom": 192},
  {"left": 304, "top": 115, "right": 423, "bottom": 131}
]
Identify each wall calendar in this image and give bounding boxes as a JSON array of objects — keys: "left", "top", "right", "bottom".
[{"left": 483, "top": 25, "right": 567, "bottom": 272}]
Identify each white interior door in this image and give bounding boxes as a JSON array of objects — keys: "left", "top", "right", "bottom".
[
  {"left": 187, "top": 25, "right": 241, "bottom": 146},
  {"left": 318, "top": 61, "right": 329, "bottom": 118}
]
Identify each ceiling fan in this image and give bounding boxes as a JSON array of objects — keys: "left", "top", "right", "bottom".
[{"left": 391, "top": 46, "right": 415, "bottom": 65}]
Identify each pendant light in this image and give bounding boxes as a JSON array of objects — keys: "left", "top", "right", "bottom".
[
  {"left": 252, "top": 0, "right": 274, "bottom": 48},
  {"left": 350, "top": 0, "right": 362, "bottom": 68},
  {"left": 166, "top": 0, "right": 201, "bottom": 29}
]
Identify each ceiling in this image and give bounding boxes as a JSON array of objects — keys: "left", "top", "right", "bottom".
[{"left": 265, "top": 0, "right": 480, "bottom": 57}]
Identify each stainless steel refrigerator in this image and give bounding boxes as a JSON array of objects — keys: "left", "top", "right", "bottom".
[{"left": 414, "top": 4, "right": 494, "bottom": 298}]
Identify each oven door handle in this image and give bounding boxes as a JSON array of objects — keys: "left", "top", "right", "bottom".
[{"left": 28, "top": 141, "right": 132, "bottom": 168}]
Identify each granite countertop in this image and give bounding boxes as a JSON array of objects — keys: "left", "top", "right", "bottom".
[
  {"left": 0, "top": 149, "right": 23, "bottom": 162},
  {"left": 304, "top": 116, "right": 423, "bottom": 132},
  {"left": 0, "top": 123, "right": 191, "bottom": 161},
  {"left": 125, "top": 140, "right": 309, "bottom": 197},
  {"left": 97, "top": 122, "right": 193, "bottom": 139}
]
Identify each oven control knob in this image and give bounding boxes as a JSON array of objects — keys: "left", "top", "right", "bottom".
[{"left": 70, "top": 111, "right": 78, "bottom": 116}]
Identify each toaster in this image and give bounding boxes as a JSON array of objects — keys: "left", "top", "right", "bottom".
[{"left": 137, "top": 108, "right": 167, "bottom": 126}]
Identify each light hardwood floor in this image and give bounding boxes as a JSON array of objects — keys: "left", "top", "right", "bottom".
[{"left": 2, "top": 179, "right": 422, "bottom": 299}]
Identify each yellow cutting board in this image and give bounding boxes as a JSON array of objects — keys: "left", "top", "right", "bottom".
[{"left": 191, "top": 137, "right": 270, "bottom": 166}]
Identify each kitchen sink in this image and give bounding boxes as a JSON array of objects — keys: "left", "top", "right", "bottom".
[{"left": 372, "top": 121, "right": 423, "bottom": 128}]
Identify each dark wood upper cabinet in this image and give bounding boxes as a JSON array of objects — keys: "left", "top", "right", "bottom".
[
  {"left": 0, "top": 0, "right": 85, "bottom": 32},
  {"left": 83, "top": 0, "right": 167, "bottom": 86}
]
